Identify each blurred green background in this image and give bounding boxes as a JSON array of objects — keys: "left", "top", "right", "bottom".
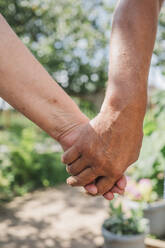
[{"left": 0, "top": 0, "right": 165, "bottom": 201}]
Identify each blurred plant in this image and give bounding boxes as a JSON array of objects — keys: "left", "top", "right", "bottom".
[
  {"left": 0, "top": 0, "right": 114, "bottom": 96},
  {"left": 151, "top": 90, "right": 165, "bottom": 118},
  {"left": 0, "top": 1, "right": 164, "bottom": 97},
  {"left": 125, "top": 177, "right": 158, "bottom": 203},
  {"left": 154, "top": 7, "right": 165, "bottom": 76},
  {"left": 0, "top": 98, "right": 97, "bottom": 201},
  {"left": 0, "top": 126, "right": 68, "bottom": 201},
  {"left": 128, "top": 90, "right": 165, "bottom": 199},
  {"left": 103, "top": 198, "right": 148, "bottom": 235},
  {"left": 143, "top": 113, "right": 157, "bottom": 136}
]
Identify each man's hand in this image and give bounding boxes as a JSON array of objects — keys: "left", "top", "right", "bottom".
[
  {"left": 61, "top": 102, "right": 144, "bottom": 197},
  {"left": 0, "top": 14, "right": 125, "bottom": 200},
  {"left": 61, "top": 0, "right": 161, "bottom": 198},
  {"left": 85, "top": 175, "right": 127, "bottom": 200},
  {"left": 59, "top": 116, "right": 127, "bottom": 200},
  {"left": 61, "top": 0, "right": 162, "bottom": 198}
]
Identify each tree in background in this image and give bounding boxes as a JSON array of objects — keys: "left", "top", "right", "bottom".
[
  {"left": 1, "top": 0, "right": 165, "bottom": 96},
  {"left": 0, "top": 0, "right": 115, "bottom": 96}
]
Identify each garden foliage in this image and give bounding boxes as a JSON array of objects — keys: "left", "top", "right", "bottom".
[
  {"left": 132, "top": 90, "right": 165, "bottom": 198},
  {"left": 103, "top": 200, "right": 148, "bottom": 235},
  {"left": 0, "top": 115, "right": 68, "bottom": 200}
]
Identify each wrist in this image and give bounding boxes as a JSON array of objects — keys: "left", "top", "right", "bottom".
[
  {"left": 90, "top": 93, "right": 146, "bottom": 136},
  {"left": 100, "top": 86, "right": 147, "bottom": 116},
  {"left": 54, "top": 110, "right": 89, "bottom": 142},
  {"left": 57, "top": 112, "right": 89, "bottom": 150}
]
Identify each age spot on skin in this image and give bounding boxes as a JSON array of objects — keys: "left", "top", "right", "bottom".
[
  {"left": 52, "top": 98, "right": 58, "bottom": 104},
  {"left": 47, "top": 97, "right": 58, "bottom": 105}
]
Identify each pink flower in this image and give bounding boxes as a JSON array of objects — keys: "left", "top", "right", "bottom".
[
  {"left": 125, "top": 177, "right": 153, "bottom": 202},
  {"left": 126, "top": 179, "right": 142, "bottom": 201},
  {"left": 138, "top": 179, "right": 152, "bottom": 202},
  {"left": 139, "top": 179, "right": 152, "bottom": 187}
]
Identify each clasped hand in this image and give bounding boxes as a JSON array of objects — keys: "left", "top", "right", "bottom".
[{"left": 60, "top": 108, "right": 143, "bottom": 200}]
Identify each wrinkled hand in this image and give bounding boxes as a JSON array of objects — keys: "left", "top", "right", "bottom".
[
  {"left": 59, "top": 115, "right": 127, "bottom": 200},
  {"left": 61, "top": 109, "right": 143, "bottom": 198},
  {"left": 85, "top": 174, "right": 127, "bottom": 200}
]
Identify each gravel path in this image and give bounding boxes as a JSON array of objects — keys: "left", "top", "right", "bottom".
[{"left": 0, "top": 185, "right": 108, "bottom": 248}]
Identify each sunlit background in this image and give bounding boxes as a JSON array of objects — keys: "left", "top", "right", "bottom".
[{"left": 0, "top": 1, "right": 165, "bottom": 248}]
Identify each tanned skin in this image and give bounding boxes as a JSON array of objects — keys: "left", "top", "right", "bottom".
[
  {"left": 0, "top": 13, "right": 125, "bottom": 200},
  {"left": 62, "top": 0, "right": 163, "bottom": 200},
  {"left": 0, "top": 0, "right": 163, "bottom": 200}
]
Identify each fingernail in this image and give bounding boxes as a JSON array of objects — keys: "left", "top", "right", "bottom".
[
  {"left": 85, "top": 185, "right": 97, "bottom": 195},
  {"left": 104, "top": 192, "right": 114, "bottom": 201},
  {"left": 118, "top": 189, "right": 124, "bottom": 195},
  {"left": 118, "top": 181, "right": 125, "bottom": 189},
  {"left": 67, "top": 178, "right": 73, "bottom": 185}
]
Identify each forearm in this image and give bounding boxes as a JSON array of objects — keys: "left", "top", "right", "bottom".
[
  {"left": 0, "top": 14, "right": 88, "bottom": 140},
  {"left": 101, "top": 0, "right": 160, "bottom": 115}
]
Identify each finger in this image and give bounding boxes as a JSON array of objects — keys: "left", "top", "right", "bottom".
[
  {"left": 102, "top": 182, "right": 125, "bottom": 200},
  {"left": 116, "top": 175, "right": 127, "bottom": 190},
  {"left": 85, "top": 183, "right": 98, "bottom": 195},
  {"left": 62, "top": 145, "right": 80, "bottom": 165},
  {"left": 111, "top": 186, "right": 125, "bottom": 195},
  {"left": 85, "top": 177, "right": 125, "bottom": 196},
  {"left": 66, "top": 158, "right": 87, "bottom": 176},
  {"left": 96, "top": 176, "right": 115, "bottom": 195},
  {"left": 85, "top": 176, "right": 126, "bottom": 196},
  {"left": 103, "top": 192, "right": 114, "bottom": 201},
  {"left": 67, "top": 167, "right": 96, "bottom": 187}
]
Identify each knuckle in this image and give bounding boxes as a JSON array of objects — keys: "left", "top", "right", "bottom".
[
  {"left": 69, "top": 167, "right": 77, "bottom": 176},
  {"left": 90, "top": 166, "right": 99, "bottom": 176},
  {"left": 74, "top": 145, "right": 81, "bottom": 157},
  {"left": 98, "top": 185, "right": 108, "bottom": 195},
  {"left": 97, "top": 189, "right": 104, "bottom": 195},
  {"left": 112, "top": 168, "right": 122, "bottom": 178},
  {"left": 80, "top": 177, "right": 89, "bottom": 186},
  {"left": 73, "top": 177, "right": 82, "bottom": 186}
]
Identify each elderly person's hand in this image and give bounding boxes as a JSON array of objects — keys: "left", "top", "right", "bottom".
[
  {"left": 61, "top": 0, "right": 162, "bottom": 199},
  {"left": 61, "top": 103, "right": 143, "bottom": 199},
  {"left": 59, "top": 114, "right": 128, "bottom": 200},
  {"left": 0, "top": 14, "right": 126, "bottom": 200}
]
